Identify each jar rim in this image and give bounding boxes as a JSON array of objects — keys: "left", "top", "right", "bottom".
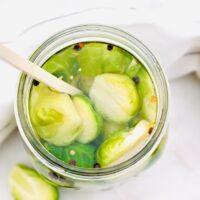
[{"left": 15, "top": 24, "right": 169, "bottom": 178}]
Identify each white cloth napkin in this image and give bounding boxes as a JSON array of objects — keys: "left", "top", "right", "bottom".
[
  {"left": 0, "top": 7, "right": 200, "bottom": 144},
  {"left": 0, "top": 60, "right": 18, "bottom": 144}
]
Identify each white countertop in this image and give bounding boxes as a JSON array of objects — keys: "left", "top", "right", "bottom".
[{"left": 1, "top": 74, "right": 200, "bottom": 200}]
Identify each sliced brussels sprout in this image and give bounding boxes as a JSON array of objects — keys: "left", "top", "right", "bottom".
[
  {"left": 136, "top": 67, "right": 157, "bottom": 123},
  {"left": 43, "top": 46, "right": 80, "bottom": 83},
  {"left": 102, "top": 44, "right": 132, "bottom": 74},
  {"left": 126, "top": 57, "right": 142, "bottom": 78},
  {"left": 89, "top": 73, "right": 140, "bottom": 123},
  {"left": 77, "top": 43, "right": 104, "bottom": 76},
  {"left": 97, "top": 120, "right": 151, "bottom": 167},
  {"left": 9, "top": 164, "right": 58, "bottom": 200},
  {"left": 77, "top": 43, "right": 132, "bottom": 77},
  {"left": 103, "top": 120, "right": 126, "bottom": 140},
  {"left": 45, "top": 143, "right": 96, "bottom": 168},
  {"left": 29, "top": 83, "right": 82, "bottom": 146},
  {"left": 73, "top": 95, "right": 102, "bottom": 144}
]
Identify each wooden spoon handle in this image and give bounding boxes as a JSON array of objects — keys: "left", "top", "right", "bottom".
[{"left": 0, "top": 44, "right": 82, "bottom": 95}]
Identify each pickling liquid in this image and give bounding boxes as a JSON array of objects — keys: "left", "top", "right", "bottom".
[{"left": 29, "top": 42, "right": 157, "bottom": 169}]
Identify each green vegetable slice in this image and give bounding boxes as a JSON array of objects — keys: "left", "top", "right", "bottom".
[
  {"left": 29, "top": 83, "right": 82, "bottom": 146},
  {"left": 77, "top": 43, "right": 104, "bottom": 76},
  {"left": 97, "top": 120, "right": 151, "bottom": 167},
  {"left": 77, "top": 43, "right": 132, "bottom": 77},
  {"left": 89, "top": 73, "right": 140, "bottom": 123},
  {"left": 126, "top": 58, "right": 142, "bottom": 78},
  {"left": 136, "top": 67, "right": 157, "bottom": 123},
  {"left": 73, "top": 95, "right": 102, "bottom": 144},
  {"left": 102, "top": 44, "right": 132, "bottom": 74},
  {"left": 43, "top": 46, "right": 80, "bottom": 84},
  {"left": 46, "top": 143, "right": 96, "bottom": 168},
  {"left": 9, "top": 164, "right": 58, "bottom": 200}
]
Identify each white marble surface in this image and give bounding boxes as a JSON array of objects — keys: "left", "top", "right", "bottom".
[{"left": 1, "top": 74, "right": 200, "bottom": 200}]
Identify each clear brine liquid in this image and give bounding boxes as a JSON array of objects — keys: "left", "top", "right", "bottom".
[{"left": 29, "top": 42, "right": 157, "bottom": 169}]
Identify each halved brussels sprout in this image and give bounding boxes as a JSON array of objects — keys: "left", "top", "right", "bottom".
[
  {"left": 136, "top": 67, "right": 157, "bottom": 123},
  {"left": 45, "top": 143, "right": 96, "bottom": 168},
  {"left": 89, "top": 73, "right": 140, "bottom": 123},
  {"left": 9, "top": 164, "right": 58, "bottom": 200},
  {"left": 77, "top": 43, "right": 132, "bottom": 77},
  {"left": 73, "top": 95, "right": 102, "bottom": 144},
  {"left": 29, "top": 83, "right": 82, "bottom": 146},
  {"left": 97, "top": 120, "right": 151, "bottom": 167},
  {"left": 103, "top": 120, "right": 126, "bottom": 140}
]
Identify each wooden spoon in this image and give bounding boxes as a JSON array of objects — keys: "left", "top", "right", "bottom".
[{"left": 0, "top": 44, "right": 82, "bottom": 95}]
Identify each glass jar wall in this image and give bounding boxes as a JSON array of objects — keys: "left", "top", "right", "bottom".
[{"left": 15, "top": 25, "right": 169, "bottom": 190}]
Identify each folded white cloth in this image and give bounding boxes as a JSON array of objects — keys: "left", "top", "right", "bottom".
[
  {"left": 0, "top": 60, "right": 18, "bottom": 144},
  {"left": 0, "top": 118, "right": 16, "bottom": 144},
  {"left": 122, "top": 23, "right": 200, "bottom": 80},
  {"left": 0, "top": 7, "right": 200, "bottom": 144}
]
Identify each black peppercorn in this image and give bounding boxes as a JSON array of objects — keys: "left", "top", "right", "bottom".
[
  {"left": 107, "top": 44, "right": 113, "bottom": 51},
  {"left": 132, "top": 76, "right": 140, "bottom": 85},
  {"left": 74, "top": 44, "right": 81, "bottom": 51},
  {"left": 33, "top": 79, "right": 39, "bottom": 86}
]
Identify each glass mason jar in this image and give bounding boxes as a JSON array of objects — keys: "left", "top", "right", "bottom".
[{"left": 15, "top": 25, "right": 169, "bottom": 190}]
